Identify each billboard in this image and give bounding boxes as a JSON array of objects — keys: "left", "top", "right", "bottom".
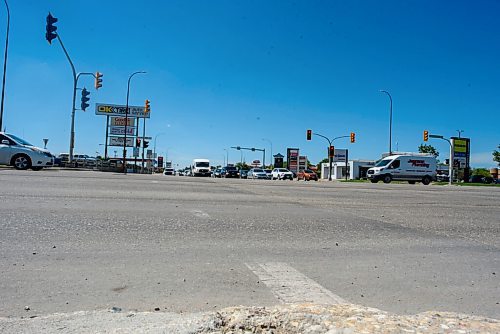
[
  {"left": 287, "top": 148, "right": 299, "bottom": 174},
  {"left": 333, "top": 149, "right": 347, "bottom": 162},
  {"left": 109, "top": 136, "right": 134, "bottom": 147},
  {"left": 109, "top": 126, "right": 136, "bottom": 136},
  {"left": 110, "top": 117, "right": 135, "bottom": 127},
  {"left": 95, "top": 103, "right": 150, "bottom": 118}
]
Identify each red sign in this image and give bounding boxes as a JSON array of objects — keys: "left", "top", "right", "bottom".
[{"left": 158, "top": 156, "right": 164, "bottom": 167}]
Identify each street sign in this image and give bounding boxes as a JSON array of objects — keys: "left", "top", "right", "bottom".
[
  {"left": 109, "top": 126, "right": 136, "bottom": 135},
  {"left": 95, "top": 103, "right": 151, "bottom": 118},
  {"left": 109, "top": 136, "right": 134, "bottom": 147},
  {"left": 110, "top": 117, "right": 135, "bottom": 127},
  {"left": 333, "top": 149, "right": 347, "bottom": 162}
]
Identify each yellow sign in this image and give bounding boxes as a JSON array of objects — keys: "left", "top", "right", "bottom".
[{"left": 454, "top": 139, "right": 467, "bottom": 153}]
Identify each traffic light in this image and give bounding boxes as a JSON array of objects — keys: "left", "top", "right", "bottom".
[
  {"left": 95, "top": 72, "right": 103, "bottom": 90},
  {"left": 136, "top": 138, "right": 141, "bottom": 147},
  {"left": 45, "top": 13, "right": 58, "bottom": 44},
  {"left": 329, "top": 145, "right": 335, "bottom": 158},
  {"left": 143, "top": 140, "right": 149, "bottom": 148},
  {"left": 306, "top": 129, "right": 312, "bottom": 141},
  {"left": 423, "top": 130, "right": 429, "bottom": 142},
  {"left": 144, "top": 99, "right": 150, "bottom": 113},
  {"left": 80, "top": 88, "right": 90, "bottom": 111},
  {"left": 350, "top": 132, "right": 356, "bottom": 143}
]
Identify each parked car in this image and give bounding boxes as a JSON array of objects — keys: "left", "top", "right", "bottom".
[
  {"left": 212, "top": 168, "right": 223, "bottom": 178},
  {"left": 247, "top": 168, "right": 268, "bottom": 179},
  {"left": 436, "top": 174, "right": 450, "bottom": 182},
  {"left": 297, "top": 169, "right": 319, "bottom": 181},
  {"left": 264, "top": 169, "right": 273, "bottom": 179},
  {"left": 469, "top": 175, "right": 494, "bottom": 184},
  {"left": 271, "top": 168, "right": 294, "bottom": 180},
  {"left": 177, "top": 170, "right": 185, "bottom": 176},
  {"left": 222, "top": 165, "right": 239, "bottom": 178},
  {"left": 0, "top": 132, "right": 54, "bottom": 170},
  {"left": 239, "top": 169, "right": 249, "bottom": 179}
]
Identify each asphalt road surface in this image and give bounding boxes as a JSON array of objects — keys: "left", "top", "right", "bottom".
[{"left": 0, "top": 169, "right": 498, "bottom": 319}]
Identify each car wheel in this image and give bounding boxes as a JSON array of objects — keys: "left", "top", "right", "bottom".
[
  {"left": 408, "top": 181, "right": 416, "bottom": 184},
  {"left": 32, "top": 167, "right": 43, "bottom": 171},
  {"left": 12, "top": 154, "right": 32, "bottom": 170},
  {"left": 383, "top": 175, "right": 392, "bottom": 184},
  {"left": 422, "top": 176, "right": 431, "bottom": 185},
  {"left": 370, "top": 179, "right": 378, "bottom": 183}
]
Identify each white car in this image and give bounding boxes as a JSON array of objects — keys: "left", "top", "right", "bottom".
[
  {"left": 271, "top": 168, "right": 294, "bottom": 180},
  {"left": 0, "top": 132, "right": 54, "bottom": 170}
]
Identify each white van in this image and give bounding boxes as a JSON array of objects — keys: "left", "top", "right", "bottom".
[
  {"left": 191, "top": 159, "right": 211, "bottom": 177},
  {"left": 367, "top": 154, "right": 437, "bottom": 185}
]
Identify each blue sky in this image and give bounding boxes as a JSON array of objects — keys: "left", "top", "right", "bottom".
[{"left": 1, "top": 0, "right": 499, "bottom": 168}]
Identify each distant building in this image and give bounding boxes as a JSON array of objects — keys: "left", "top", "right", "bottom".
[{"left": 321, "top": 160, "right": 376, "bottom": 180}]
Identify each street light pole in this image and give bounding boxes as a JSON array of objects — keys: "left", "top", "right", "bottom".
[
  {"left": 380, "top": 90, "right": 393, "bottom": 155},
  {"left": 0, "top": 0, "right": 10, "bottom": 131},
  {"left": 122, "top": 71, "right": 146, "bottom": 174},
  {"left": 456, "top": 130, "right": 464, "bottom": 138},
  {"left": 224, "top": 148, "right": 229, "bottom": 166},
  {"left": 262, "top": 138, "right": 272, "bottom": 167}
]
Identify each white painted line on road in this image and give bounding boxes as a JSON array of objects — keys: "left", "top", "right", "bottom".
[
  {"left": 191, "top": 210, "right": 210, "bottom": 219},
  {"left": 245, "top": 262, "right": 346, "bottom": 304}
]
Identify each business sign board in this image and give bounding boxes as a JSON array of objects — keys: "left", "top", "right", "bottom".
[
  {"left": 109, "top": 126, "right": 136, "bottom": 135},
  {"left": 158, "top": 156, "right": 164, "bottom": 168},
  {"left": 298, "top": 155, "right": 307, "bottom": 171},
  {"left": 109, "top": 136, "right": 134, "bottom": 147},
  {"left": 95, "top": 103, "right": 150, "bottom": 118},
  {"left": 287, "top": 148, "right": 299, "bottom": 174},
  {"left": 451, "top": 137, "right": 471, "bottom": 181},
  {"left": 333, "top": 149, "right": 347, "bottom": 162},
  {"left": 110, "top": 117, "right": 135, "bottom": 127}
]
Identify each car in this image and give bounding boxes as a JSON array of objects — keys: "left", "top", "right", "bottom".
[
  {"left": 239, "top": 169, "right": 249, "bottom": 179},
  {"left": 469, "top": 175, "right": 494, "bottom": 184},
  {"left": 297, "top": 169, "right": 319, "bottom": 181},
  {"left": 0, "top": 132, "right": 54, "bottom": 170},
  {"left": 271, "top": 168, "right": 294, "bottom": 180},
  {"left": 177, "top": 170, "right": 185, "bottom": 176},
  {"left": 212, "top": 168, "right": 223, "bottom": 178},
  {"left": 221, "top": 165, "right": 239, "bottom": 178},
  {"left": 263, "top": 169, "right": 273, "bottom": 179},
  {"left": 163, "top": 168, "right": 175, "bottom": 175},
  {"left": 436, "top": 174, "right": 450, "bottom": 182},
  {"left": 247, "top": 168, "right": 268, "bottom": 179}
]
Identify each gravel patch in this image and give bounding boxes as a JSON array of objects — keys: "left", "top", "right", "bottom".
[{"left": 1, "top": 303, "right": 498, "bottom": 333}]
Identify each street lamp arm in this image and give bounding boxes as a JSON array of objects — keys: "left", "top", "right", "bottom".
[
  {"left": 312, "top": 133, "right": 332, "bottom": 146},
  {"left": 332, "top": 135, "right": 350, "bottom": 142}
]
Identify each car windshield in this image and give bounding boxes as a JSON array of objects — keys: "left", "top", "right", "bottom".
[
  {"left": 226, "top": 166, "right": 237, "bottom": 171},
  {"left": 253, "top": 169, "right": 264, "bottom": 173},
  {"left": 375, "top": 159, "right": 392, "bottom": 167},
  {"left": 196, "top": 162, "right": 209, "bottom": 167},
  {"left": 6, "top": 133, "right": 33, "bottom": 146},
  {"left": 304, "top": 170, "right": 314, "bottom": 173}
]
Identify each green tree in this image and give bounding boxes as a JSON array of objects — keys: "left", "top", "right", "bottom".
[
  {"left": 471, "top": 168, "right": 491, "bottom": 177},
  {"left": 316, "top": 158, "right": 329, "bottom": 178},
  {"left": 493, "top": 145, "right": 500, "bottom": 166},
  {"left": 418, "top": 144, "right": 439, "bottom": 157}
]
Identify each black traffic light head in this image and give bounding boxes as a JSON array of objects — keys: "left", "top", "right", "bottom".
[
  {"left": 46, "top": 13, "right": 58, "bottom": 44},
  {"left": 306, "top": 129, "right": 312, "bottom": 141},
  {"left": 350, "top": 132, "right": 356, "bottom": 143},
  {"left": 144, "top": 99, "right": 151, "bottom": 113},
  {"left": 143, "top": 140, "right": 149, "bottom": 148},
  {"left": 81, "top": 88, "right": 90, "bottom": 111},
  {"left": 95, "top": 72, "right": 103, "bottom": 90},
  {"left": 329, "top": 145, "right": 335, "bottom": 158},
  {"left": 423, "top": 130, "right": 429, "bottom": 142},
  {"left": 136, "top": 138, "right": 141, "bottom": 147}
]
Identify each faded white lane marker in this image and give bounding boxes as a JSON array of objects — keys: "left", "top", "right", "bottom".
[
  {"left": 246, "top": 262, "right": 346, "bottom": 304},
  {"left": 191, "top": 210, "right": 210, "bottom": 219}
]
